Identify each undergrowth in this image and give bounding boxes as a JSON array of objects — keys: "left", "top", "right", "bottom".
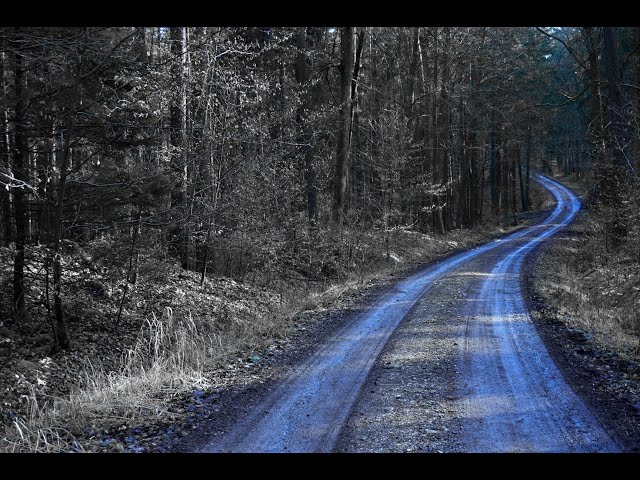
[{"left": 535, "top": 175, "right": 640, "bottom": 360}]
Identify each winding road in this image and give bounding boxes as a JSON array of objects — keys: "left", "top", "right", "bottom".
[{"left": 199, "top": 174, "right": 619, "bottom": 453}]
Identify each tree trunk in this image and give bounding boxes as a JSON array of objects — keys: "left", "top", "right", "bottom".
[
  {"left": 524, "top": 124, "right": 531, "bottom": 210},
  {"left": 295, "top": 27, "right": 317, "bottom": 225},
  {"left": 518, "top": 146, "right": 526, "bottom": 211},
  {"left": 49, "top": 26, "right": 90, "bottom": 351},
  {"left": 349, "top": 28, "right": 365, "bottom": 148},
  {"left": 441, "top": 27, "right": 453, "bottom": 232},
  {"left": 52, "top": 132, "right": 71, "bottom": 350},
  {"left": 169, "top": 26, "right": 189, "bottom": 268},
  {"left": 489, "top": 112, "right": 498, "bottom": 217},
  {"left": 347, "top": 28, "right": 365, "bottom": 215},
  {"left": 430, "top": 28, "right": 445, "bottom": 235},
  {"left": 495, "top": 127, "right": 504, "bottom": 226},
  {"left": 603, "top": 27, "right": 624, "bottom": 165},
  {"left": 50, "top": 108, "right": 72, "bottom": 351},
  {"left": 0, "top": 47, "right": 12, "bottom": 247},
  {"left": 331, "top": 27, "right": 354, "bottom": 229},
  {"left": 636, "top": 27, "right": 640, "bottom": 174},
  {"left": 602, "top": 26, "right": 628, "bottom": 244},
  {"left": 583, "top": 27, "right": 608, "bottom": 185},
  {"left": 12, "top": 29, "right": 29, "bottom": 318},
  {"left": 510, "top": 151, "right": 518, "bottom": 225}
]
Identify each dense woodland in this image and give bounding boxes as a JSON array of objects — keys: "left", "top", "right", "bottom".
[{"left": 0, "top": 26, "right": 638, "bottom": 354}]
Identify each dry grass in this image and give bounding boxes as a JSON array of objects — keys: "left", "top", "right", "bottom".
[
  {"left": 536, "top": 214, "right": 640, "bottom": 360},
  {"left": 1, "top": 305, "right": 271, "bottom": 452},
  {"left": 532, "top": 173, "right": 640, "bottom": 359},
  {"left": 1, "top": 275, "right": 320, "bottom": 453}
]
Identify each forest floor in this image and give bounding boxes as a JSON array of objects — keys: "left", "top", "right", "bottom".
[{"left": 0, "top": 188, "right": 546, "bottom": 453}]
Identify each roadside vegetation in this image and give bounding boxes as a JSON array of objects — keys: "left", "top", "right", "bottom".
[{"left": 534, "top": 174, "right": 640, "bottom": 361}]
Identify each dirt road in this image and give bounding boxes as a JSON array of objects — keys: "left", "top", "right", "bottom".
[{"left": 198, "top": 174, "right": 619, "bottom": 453}]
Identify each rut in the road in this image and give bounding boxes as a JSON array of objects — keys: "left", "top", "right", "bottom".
[
  {"left": 458, "top": 176, "right": 618, "bottom": 452},
  {"left": 198, "top": 174, "right": 618, "bottom": 453}
]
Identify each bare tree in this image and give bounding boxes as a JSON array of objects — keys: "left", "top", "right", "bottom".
[
  {"left": 332, "top": 27, "right": 354, "bottom": 229},
  {"left": 295, "top": 27, "right": 317, "bottom": 225},
  {"left": 11, "top": 28, "right": 29, "bottom": 318}
]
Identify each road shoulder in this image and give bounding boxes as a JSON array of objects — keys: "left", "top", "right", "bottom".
[{"left": 523, "top": 226, "right": 640, "bottom": 452}]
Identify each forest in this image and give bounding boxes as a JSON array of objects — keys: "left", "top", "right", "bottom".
[{"left": 0, "top": 26, "right": 638, "bottom": 453}]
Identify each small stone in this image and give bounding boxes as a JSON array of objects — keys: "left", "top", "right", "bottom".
[
  {"left": 192, "top": 388, "right": 205, "bottom": 399},
  {"left": 100, "top": 438, "right": 115, "bottom": 447},
  {"left": 109, "top": 442, "right": 124, "bottom": 453}
]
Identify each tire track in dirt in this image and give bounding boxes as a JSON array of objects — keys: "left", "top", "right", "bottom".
[{"left": 199, "top": 175, "right": 618, "bottom": 453}]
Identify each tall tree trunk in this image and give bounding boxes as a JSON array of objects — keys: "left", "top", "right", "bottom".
[
  {"left": 518, "top": 146, "right": 526, "bottom": 212},
  {"left": 169, "top": 27, "right": 189, "bottom": 268},
  {"left": 636, "top": 27, "right": 640, "bottom": 174},
  {"left": 441, "top": 27, "right": 453, "bottom": 232},
  {"left": 406, "top": 27, "right": 420, "bottom": 119},
  {"left": 495, "top": 127, "right": 504, "bottom": 226},
  {"left": 49, "top": 27, "right": 91, "bottom": 351},
  {"left": 52, "top": 122, "right": 71, "bottom": 350},
  {"left": 349, "top": 28, "right": 365, "bottom": 148},
  {"left": 510, "top": 151, "right": 518, "bottom": 225},
  {"left": 136, "top": 27, "right": 147, "bottom": 63},
  {"left": 525, "top": 124, "right": 531, "bottom": 210},
  {"left": 347, "top": 28, "right": 365, "bottom": 215},
  {"left": 295, "top": 27, "right": 317, "bottom": 225},
  {"left": 489, "top": 112, "right": 499, "bottom": 217},
  {"left": 458, "top": 83, "right": 467, "bottom": 228},
  {"left": 430, "top": 28, "right": 445, "bottom": 235},
  {"left": 414, "top": 28, "right": 431, "bottom": 231},
  {"left": 603, "top": 27, "right": 624, "bottom": 166},
  {"left": 414, "top": 41, "right": 428, "bottom": 230},
  {"left": 12, "top": 29, "right": 29, "bottom": 318},
  {"left": 583, "top": 27, "right": 608, "bottom": 188},
  {"left": 331, "top": 27, "right": 354, "bottom": 229},
  {"left": 0, "top": 47, "right": 13, "bottom": 247},
  {"left": 602, "top": 26, "right": 628, "bottom": 243}
]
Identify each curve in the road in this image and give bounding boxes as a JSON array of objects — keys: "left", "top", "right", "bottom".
[
  {"left": 460, "top": 175, "right": 618, "bottom": 452},
  {"left": 199, "top": 174, "right": 617, "bottom": 453}
]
